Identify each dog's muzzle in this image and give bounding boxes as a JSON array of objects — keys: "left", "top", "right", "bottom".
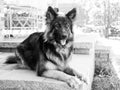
[{"left": 60, "top": 34, "right": 68, "bottom": 45}]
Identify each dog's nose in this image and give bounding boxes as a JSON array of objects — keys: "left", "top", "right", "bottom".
[{"left": 61, "top": 34, "right": 67, "bottom": 39}]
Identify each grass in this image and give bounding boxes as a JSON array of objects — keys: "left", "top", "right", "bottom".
[{"left": 92, "top": 55, "right": 120, "bottom": 90}]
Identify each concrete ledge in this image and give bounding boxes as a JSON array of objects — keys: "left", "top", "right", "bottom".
[
  {"left": 0, "top": 69, "right": 75, "bottom": 90},
  {"left": 0, "top": 53, "right": 95, "bottom": 90},
  {"left": 0, "top": 80, "right": 70, "bottom": 90}
]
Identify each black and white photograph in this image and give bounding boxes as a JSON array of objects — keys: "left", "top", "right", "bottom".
[{"left": 0, "top": 0, "right": 120, "bottom": 90}]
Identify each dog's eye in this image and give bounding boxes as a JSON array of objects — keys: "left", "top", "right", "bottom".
[
  {"left": 64, "top": 22, "right": 70, "bottom": 28},
  {"left": 55, "top": 23, "right": 59, "bottom": 27},
  {"left": 65, "top": 24, "right": 70, "bottom": 29},
  {"left": 55, "top": 23, "right": 60, "bottom": 29},
  {"left": 66, "top": 24, "right": 70, "bottom": 28}
]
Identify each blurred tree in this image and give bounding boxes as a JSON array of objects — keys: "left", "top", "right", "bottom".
[
  {"left": 104, "top": 1, "right": 120, "bottom": 38},
  {"left": 75, "top": 6, "right": 89, "bottom": 27},
  {"left": 110, "top": 3, "right": 120, "bottom": 23}
]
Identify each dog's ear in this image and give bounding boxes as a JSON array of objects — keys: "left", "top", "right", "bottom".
[
  {"left": 66, "top": 8, "right": 76, "bottom": 21},
  {"left": 46, "top": 6, "right": 57, "bottom": 23}
]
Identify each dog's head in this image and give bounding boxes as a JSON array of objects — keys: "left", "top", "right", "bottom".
[{"left": 44, "top": 6, "right": 76, "bottom": 46}]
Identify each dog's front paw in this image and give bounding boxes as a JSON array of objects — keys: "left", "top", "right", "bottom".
[
  {"left": 66, "top": 76, "right": 83, "bottom": 89},
  {"left": 77, "top": 75, "right": 88, "bottom": 85},
  {"left": 81, "top": 76, "right": 88, "bottom": 85}
]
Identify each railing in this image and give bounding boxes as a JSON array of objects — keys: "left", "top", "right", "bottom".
[{"left": 2, "top": 5, "right": 44, "bottom": 38}]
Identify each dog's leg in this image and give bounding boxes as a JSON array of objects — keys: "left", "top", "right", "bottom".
[
  {"left": 64, "top": 67, "right": 88, "bottom": 84},
  {"left": 36, "top": 61, "right": 82, "bottom": 89},
  {"left": 16, "top": 44, "right": 30, "bottom": 69},
  {"left": 42, "top": 69, "right": 83, "bottom": 89}
]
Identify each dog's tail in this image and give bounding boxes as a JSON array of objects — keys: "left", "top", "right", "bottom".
[{"left": 5, "top": 55, "right": 19, "bottom": 64}]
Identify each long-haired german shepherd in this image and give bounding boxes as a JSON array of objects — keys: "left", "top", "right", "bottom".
[{"left": 6, "top": 6, "right": 87, "bottom": 89}]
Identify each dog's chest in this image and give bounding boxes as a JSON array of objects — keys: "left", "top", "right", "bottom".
[
  {"left": 46, "top": 47, "right": 70, "bottom": 67},
  {"left": 56, "top": 47, "right": 69, "bottom": 57}
]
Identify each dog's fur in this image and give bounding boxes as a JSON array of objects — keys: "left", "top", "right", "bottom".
[{"left": 6, "top": 6, "right": 87, "bottom": 88}]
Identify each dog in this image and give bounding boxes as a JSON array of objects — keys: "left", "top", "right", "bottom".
[{"left": 5, "top": 6, "right": 87, "bottom": 89}]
